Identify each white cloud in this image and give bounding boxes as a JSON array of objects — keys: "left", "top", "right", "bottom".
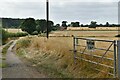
[{"left": 0, "top": 0, "right": 119, "bottom": 24}]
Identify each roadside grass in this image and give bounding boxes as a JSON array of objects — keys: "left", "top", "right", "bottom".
[
  {"left": 0, "top": 63, "right": 8, "bottom": 68},
  {"left": 2, "top": 57, "right": 6, "bottom": 60},
  {"left": 1, "top": 41, "right": 13, "bottom": 68},
  {"left": 2, "top": 41, "right": 13, "bottom": 55},
  {"left": 16, "top": 36, "right": 115, "bottom": 78},
  {"left": 16, "top": 48, "right": 27, "bottom": 57}
]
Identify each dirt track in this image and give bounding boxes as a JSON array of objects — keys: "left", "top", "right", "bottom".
[{"left": 2, "top": 40, "right": 46, "bottom": 78}]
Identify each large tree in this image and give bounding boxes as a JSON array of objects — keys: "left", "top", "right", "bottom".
[
  {"left": 62, "top": 21, "right": 67, "bottom": 28},
  {"left": 21, "top": 18, "right": 36, "bottom": 34},
  {"left": 106, "top": 22, "right": 109, "bottom": 27},
  {"left": 71, "top": 22, "right": 80, "bottom": 27},
  {"left": 36, "top": 19, "right": 46, "bottom": 33},
  {"left": 89, "top": 21, "right": 97, "bottom": 28},
  {"left": 36, "top": 19, "right": 54, "bottom": 33}
]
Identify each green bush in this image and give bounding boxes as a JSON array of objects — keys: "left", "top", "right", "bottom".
[
  {"left": 32, "top": 31, "right": 38, "bottom": 35},
  {"left": 2, "top": 41, "right": 13, "bottom": 55},
  {"left": 1, "top": 29, "right": 28, "bottom": 44},
  {"left": 8, "top": 32, "right": 28, "bottom": 37},
  {"left": 1, "top": 29, "right": 9, "bottom": 44},
  {"left": 17, "top": 39, "right": 31, "bottom": 48}
]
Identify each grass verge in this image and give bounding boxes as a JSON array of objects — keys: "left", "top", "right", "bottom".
[
  {"left": 0, "top": 63, "right": 8, "bottom": 68},
  {"left": 16, "top": 37, "right": 114, "bottom": 78},
  {"left": 2, "top": 41, "right": 13, "bottom": 55},
  {"left": 1, "top": 41, "right": 13, "bottom": 68}
]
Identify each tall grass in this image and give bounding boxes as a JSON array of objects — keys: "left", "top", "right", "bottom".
[
  {"left": 16, "top": 37, "right": 114, "bottom": 78},
  {"left": 2, "top": 41, "right": 13, "bottom": 55}
]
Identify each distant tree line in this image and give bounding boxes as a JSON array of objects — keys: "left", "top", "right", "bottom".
[
  {"left": 1, "top": 18, "right": 57, "bottom": 35},
  {"left": 60, "top": 21, "right": 120, "bottom": 28},
  {"left": 2, "top": 18, "right": 24, "bottom": 28},
  {"left": 1, "top": 18, "right": 120, "bottom": 32}
]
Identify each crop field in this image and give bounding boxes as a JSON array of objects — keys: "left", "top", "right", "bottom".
[
  {"left": 50, "top": 31, "right": 119, "bottom": 37},
  {"left": 4, "top": 28, "right": 23, "bottom": 33},
  {"left": 16, "top": 30, "right": 119, "bottom": 78},
  {"left": 67, "top": 27, "right": 119, "bottom": 31}
]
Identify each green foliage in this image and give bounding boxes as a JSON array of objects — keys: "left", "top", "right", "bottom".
[
  {"left": 16, "top": 48, "right": 26, "bottom": 57},
  {"left": 48, "top": 21, "right": 54, "bottom": 32},
  {"left": 1, "top": 28, "right": 28, "bottom": 44},
  {"left": 106, "top": 22, "right": 109, "bottom": 27},
  {"left": 32, "top": 31, "right": 38, "bottom": 35},
  {"left": 2, "top": 41, "right": 13, "bottom": 55},
  {"left": 0, "top": 63, "right": 8, "bottom": 68},
  {"left": 17, "top": 39, "right": 31, "bottom": 48},
  {"left": 2, "top": 18, "right": 24, "bottom": 28},
  {"left": 71, "top": 22, "right": 80, "bottom": 27},
  {"left": 62, "top": 21, "right": 67, "bottom": 28},
  {"left": 36, "top": 19, "right": 54, "bottom": 33},
  {"left": 52, "top": 26, "right": 58, "bottom": 31},
  {"left": 89, "top": 21, "right": 97, "bottom": 28},
  {"left": 36, "top": 19, "right": 46, "bottom": 33},
  {"left": 8, "top": 32, "right": 28, "bottom": 37},
  {"left": 21, "top": 18, "right": 36, "bottom": 34},
  {"left": 2, "top": 29, "right": 9, "bottom": 44},
  {"left": 52, "top": 24, "right": 60, "bottom": 31}
]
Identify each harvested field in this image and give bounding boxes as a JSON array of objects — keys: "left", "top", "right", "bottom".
[
  {"left": 50, "top": 31, "right": 118, "bottom": 37},
  {"left": 67, "top": 27, "right": 119, "bottom": 31},
  {"left": 4, "top": 29, "right": 24, "bottom": 33}
]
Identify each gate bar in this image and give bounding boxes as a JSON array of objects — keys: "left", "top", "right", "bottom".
[
  {"left": 113, "top": 40, "right": 117, "bottom": 78},
  {"left": 76, "top": 44, "right": 114, "bottom": 52},
  {"left": 118, "top": 40, "right": 120, "bottom": 78},
  {"left": 75, "top": 57, "right": 114, "bottom": 69},
  {"left": 77, "top": 51, "right": 114, "bottom": 61},
  {"left": 76, "top": 37, "right": 114, "bottom": 42}
]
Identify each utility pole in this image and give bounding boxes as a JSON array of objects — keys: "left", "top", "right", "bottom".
[{"left": 46, "top": 0, "right": 49, "bottom": 39}]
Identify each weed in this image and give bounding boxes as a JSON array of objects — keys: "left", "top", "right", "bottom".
[
  {"left": 2, "top": 41, "right": 13, "bottom": 55},
  {"left": 0, "top": 63, "right": 8, "bottom": 68}
]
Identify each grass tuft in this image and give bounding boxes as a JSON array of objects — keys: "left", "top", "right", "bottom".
[
  {"left": 0, "top": 63, "right": 8, "bottom": 68},
  {"left": 2, "top": 41, "right": 13, "bottom": 55}
]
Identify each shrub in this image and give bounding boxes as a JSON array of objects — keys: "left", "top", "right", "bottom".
[
  {"left": 16, "top": 39, "right": 31, "bottom": 49},
  {"left": 2, "top": 29, "right": 9, "bottom": 44},
  {"left": 32, "top": 31, "right": 38, "bottom": 35},
  {"left": 1, "top": 28, "right": 28, "bottom": 44},
  {"left": 8, "top": 32, "right": 28, "bottom": 37}
]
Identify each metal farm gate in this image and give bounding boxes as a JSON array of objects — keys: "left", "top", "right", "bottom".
[{"left": 72, "top": 36, "right": 120, "bottom": 78}]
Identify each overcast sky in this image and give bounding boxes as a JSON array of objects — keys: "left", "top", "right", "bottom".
[{"left": 0, "top": 0, "right": 120, "bottom": 24}]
